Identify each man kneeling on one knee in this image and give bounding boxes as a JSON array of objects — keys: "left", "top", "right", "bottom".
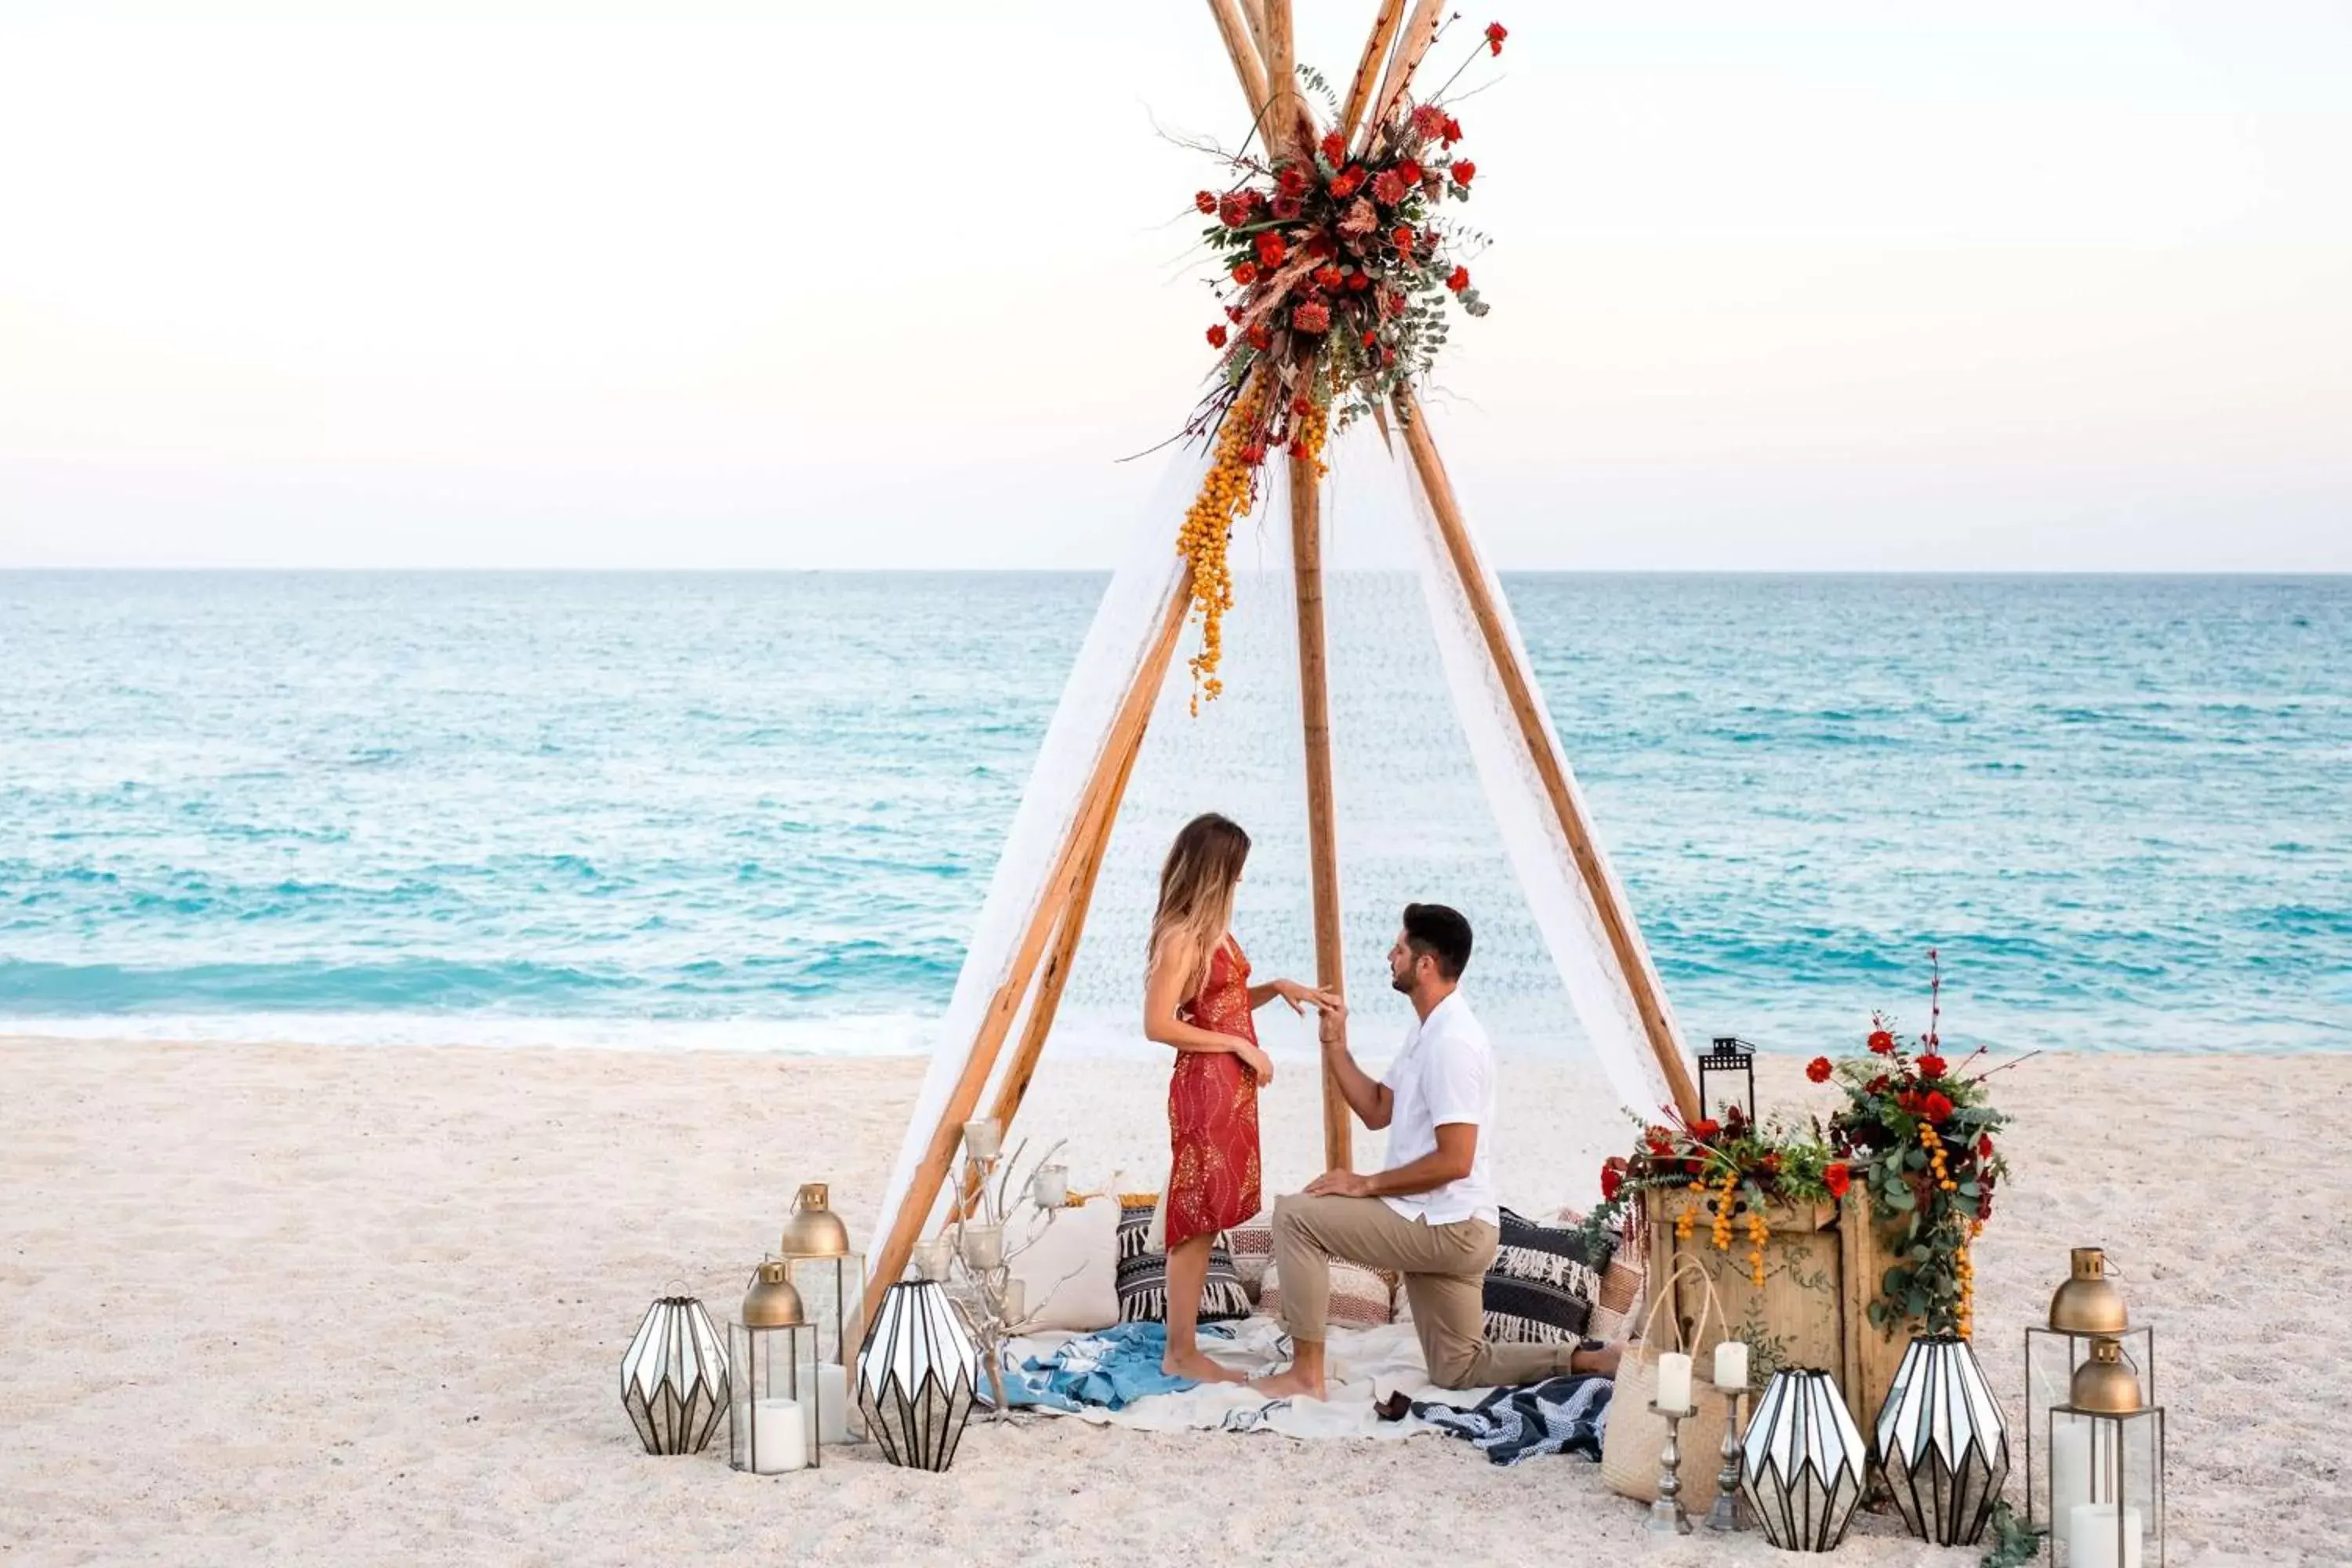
[{"left": 1253, "top": 903, "right": 1621, "bottom": 1400}]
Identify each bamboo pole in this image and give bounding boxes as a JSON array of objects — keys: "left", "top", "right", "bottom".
[
  {"left": 1288, "top": 449, "right": 1354, "bottom": 1172},
  {"left": 1239, "top": 0, "right": 1272, "bottom": 64},
  {"left": 1336, "top": 0, "right": 1406, "bottom": 150},
  {"left": 1260, "top": 0, "right": 1307, "bottom": 155},
  {"left": 1359, "top": 0, "right": 1445, "bottom": 155},
  {"left": 1204, "top": 0, "right": 1274, "bottom": 140},
  {"left": 867, "top": 568, "right": 1197, "bottom": 1295},
  {"left": 1393, "top": 392, "right": 1702, "bottom": 1120}
]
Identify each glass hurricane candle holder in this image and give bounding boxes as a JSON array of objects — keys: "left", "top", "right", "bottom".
[{"left": 728, "top": 1263, "right": 822, "bottom": 1475}]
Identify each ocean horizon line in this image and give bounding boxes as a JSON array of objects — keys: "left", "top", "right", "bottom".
[{"left": 5, "top": 565, "right": 2348, "bottom": 580}]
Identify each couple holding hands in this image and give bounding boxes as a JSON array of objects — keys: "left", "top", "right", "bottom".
[{"left": 1142, "top": 811, "right": 1618, "bottom": 1398}]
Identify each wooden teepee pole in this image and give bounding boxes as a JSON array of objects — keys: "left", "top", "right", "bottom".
[
  {"left": 868, "top": 568, "right": 1196, "bottom": 1294},
  {"left": 1337, "top": 0, "right": 1406, "bottom": 148},
  {"left": 1393, "top": 392, "right": 1701, "bottom": 1120},
  {"left": 1205, "top": 0, "right": 1274, "bottom": 139},
  {"left": 1289, "top": 450, "right": 1355, "bottom": 1172},
  {"left": 1358, "top": 0, "right": 1445, "bottom": 154}
]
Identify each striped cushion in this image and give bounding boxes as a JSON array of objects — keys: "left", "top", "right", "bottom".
[
  {"left": 1483, "top": 1207, "right": 1613, "bottom": 1345},
  {"left": 1226, "top": 1212, "right": 1274, "bottom": 1301},
  {"left": 1260, "top": 1258, "right": 1397, "bottom": 1331},
  {"left": 1114, "top": 1198, "right": 1251, "bottom": 1324}
]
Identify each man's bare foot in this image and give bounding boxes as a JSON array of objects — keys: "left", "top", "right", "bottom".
[
  {"left": 1249, "top": 1366, "right": 1327, "bottom": 1402},
  {"left": 1163, "top": 1350, "right": 1246, "bottom": 1385}
]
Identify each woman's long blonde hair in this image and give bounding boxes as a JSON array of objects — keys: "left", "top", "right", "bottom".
[{"left": 1149, "top": 812, "right": 1251, "bottom": 998}]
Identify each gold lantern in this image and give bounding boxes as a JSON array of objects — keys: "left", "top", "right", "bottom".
[
  {"left": 779, "top": 1181, "right": 863, "bottom": 1446},
  {"left": 2025, "top": 1251, "right": 2159, "bottom": 1556},
  {"left": 728, "top": 1261, "right": 821, "bottom": 1475},
  {"left": 2049, "top": 1247, "right": 2129, "bottom": 1334}
]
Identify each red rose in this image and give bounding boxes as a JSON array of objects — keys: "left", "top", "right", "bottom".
[
  {"left": 1270, "top": 193, "right": 1304, "bottom": 220},
  {"left": 1806, "top": 1055, "right": 1832, "bottom": 1083},
  {"left": 1916, "top": 1054, "right": 1948, "bottom": 1079},
  {"left": 1392, "top": 225, "right": 1416, "bottom": 252},
  {"left": 1330, "top": 166, "right": 1367, "bottom": 199},
  {"left": 1231, "top": 260, "right": 1259, "bottom": 285},
  {"left": 1896, "top": 1090, "right": 1921, "bottom": 1115},
  {"left": 1255, "top": 232, "right": 1287, "bottom": 267},
  {"left": 1446, "top": 265, "right": 1470, "bottom": 292},
  {"left": 1360, "top": 329, "right": 1377, "bottom": 347},
  {"left": 1923, "top": 1091, "right": 1955, "bottom": 1124},
  {"left": 1451, "top": 159, "right": 1477, "bottom": 186},
  {"left": 1278, "top": 163, "right": 1310, "bottom": 197},
  {"left": 1867, "top": 1029, "right": 1896, "bottom": 1054},
  {"left": 1441, "top": 114, "right": 1463, "bottom": 147},
  {"left": 1319, "top": 130, "right": 1348, "bottom": 164},
  {"left": 1219, "top": 192, "right": 1255, "bottom": 228},
  {"left": 1347, "top": 270, "right": 1370, "bottom": 291},
  {"left": 1824, "top": 1162, "right": 1852, "bottom": 1199},
  {"left": 1373, "top": 169, "right": 1408, "bottom": 205},
  {"left": 1195, "top": 191, "right": 1218, "bottom": 215},
  {"left": 1691, "top": 1117, "right": 1721, "bottom": 1141},
  {"left": 1206, "top": 324, "right": 1229, "bottom": 348},
  {"left": 1600, "top": 1159, "right": 1625, "bottom": 1203},
  {"left": 1293, "top": 299, "right": 1330, "bottom": 333},
  {"left": 1486, "top": 21, "right": 1508, "bottom": 55},
  {"left": 1246, "top": 324, "right": 1271, "bottom": 350},
  {"left": 1396, "top": 158, "right": 1423, "bottom": 184},
  {"left": 1977, "top": 1132, "right": 1994, "bottom": 1159},
  {"left": 1866, "top": 1075, "right": 1890, "bottom": 1094}
]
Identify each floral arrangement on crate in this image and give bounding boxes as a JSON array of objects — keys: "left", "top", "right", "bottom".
[
  {"left": 1592, "top": 1106, "right": 1850, "bottom": 1290},
  {"left": 1176, "top": 19, "right": 1508, "bottom": 708},
  {"left": 1816, "top": 953, "right": 2013, "bottom": 1339}
]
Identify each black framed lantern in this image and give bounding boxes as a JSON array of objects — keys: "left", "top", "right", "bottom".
[
  {"left": 855, "top": 1278, "right": 981, "bottom": 1472},
  {"left": 1874, "top": 1332, "right": 2011, "bottom": 1546},
  {"left": 1698, "top": 1036, "right": 1758, "bottom": 1124},
  {"left": 1740, "top": 1367, "right": 1867, "bottom": 1553},
  {"left": 620, "top": 1295, "right": 729, "bottom": 1456}
]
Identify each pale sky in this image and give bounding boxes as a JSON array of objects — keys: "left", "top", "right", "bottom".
[{"left": 2, "top": 1, "right": 2347, "bottom": 570}]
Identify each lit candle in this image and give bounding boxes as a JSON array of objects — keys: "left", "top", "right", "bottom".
[
  {"left": 2068, "top": 1504, "right": 2143, "bottom": 1568},
  {"left": 963, "top": 1119, "right": 1002, "bottom": 1161},
  {"left": 1712, "top": 1341, "right": 1749, "bottom": 1392},
  {"left": 798, "top": 1363, "right": 849, "bottom": 1446},
  {"left": 1655, "top": 1352, "right": 1693, "bottom": 1414},
  {"left": 751, "top": 1399, "right": 807, "bottom": 1473},
  {"left": 2050, "top": 1417, "right": 2093, "bottom": 1555},
  {"left": 1029, "top": 1165, "right": 1069, "bottom": 1209}
]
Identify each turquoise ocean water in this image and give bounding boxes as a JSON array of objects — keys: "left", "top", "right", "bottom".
[{"left": 2, "top": 572, "right": 2345, "bottom": 1054}]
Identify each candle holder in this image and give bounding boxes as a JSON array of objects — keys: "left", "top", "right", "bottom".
[
  {"left": 728, "top": 1262, "right": 822, "bottom": 1475},
  {"left": 941, "top": 1131, "right": 1069, "bottom": 1422},
  {"left": 1647, "top": 1401, "right": 1697, "bottom": 1535},
  {"left": 1705, "top": 1385, "right": 1750, "bottom": 1532},
  {"left": 2024, "top": 1323, "right": 2156, "bottom": 1538}
]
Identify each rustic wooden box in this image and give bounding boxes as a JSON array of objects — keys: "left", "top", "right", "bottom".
[{"left": 1645, "top": 1188, "right": 1945, "bottom": 1433}]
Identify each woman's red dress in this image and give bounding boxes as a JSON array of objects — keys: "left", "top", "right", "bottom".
[{"left": 1164, "top": 936, "right": 1262, "bottom": 1250}]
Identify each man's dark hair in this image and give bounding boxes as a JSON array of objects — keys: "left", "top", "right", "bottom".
[{"left": 1402, "top": 903, "right": 1473, "bottom": 982}]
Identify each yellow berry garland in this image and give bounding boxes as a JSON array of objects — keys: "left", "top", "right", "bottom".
[{"left": 1176, "top": 378, "right": 1267, "bottom": 714}]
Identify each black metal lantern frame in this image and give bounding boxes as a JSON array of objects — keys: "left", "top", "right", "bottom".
[
  {"left": 1874, "top": 1333, "right": 2010, "bottom": 1547},
  {"left": 728, "top": 1318, "right": 822, "bottom": 1475},
  {"left": 620, "top": 1295, "right": 729, "bottom": 1457},
  {"left": 2023, "top": 1326, "right": 2157, "bottom": 1537},
  {"left": 2042, "top": 1403, "right": 2165, "bottom": 1567},
  {"left": 1699, "top": 1036, "right": 1758, "bottom": 1125},
  {"left": 856, "top": 1279, "right": 980, "bottom": 1472},
  {"left": 1740, "top": 1367, "right": 1868, "bottom": 1553}
]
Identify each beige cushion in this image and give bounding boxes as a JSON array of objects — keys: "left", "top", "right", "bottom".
[
  {"left": 1260, "top": 1258, "right": 1397, "bottom": 1331},
  {"left": 1007, "top": 1196, "right": 1121, "bottom": 1334},
  {"left": 1227, "top": 1211, "right": 1274, "bottom": 1301}
]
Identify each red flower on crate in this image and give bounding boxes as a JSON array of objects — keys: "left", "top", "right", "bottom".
[
  {"left": 1916, "top": 1053, "right": 1949, "bottom": 1079},
  {"left": 1824, "top": 1162, "right": 1852, "bottom": 1199},
  {"left": 1868, "top": 1028, "right": 1896, "bottom": 1054},
  {"left": 1806, "top": 1055, "right": 1833, "bottom": 1083},
  {"left": 1922, "top": 1091, "right": 1955, "bottom": 1124}
]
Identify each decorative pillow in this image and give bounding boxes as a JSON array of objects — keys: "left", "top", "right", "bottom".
[
  {"left": 1005, "top": 1195, "right": 1123, "bottom": 1334},
  {"left": 1555, "top": 1203, "right": 1645, "bottom": 1340},
  {"left": 1260, "top": 1258, "right": 1398, "bottom": 1332},
  {"left": 1484, "top": 1206, "right": 1614, "bottom": 1345},
  {"left": 1226, "top": 1212, "right": 1275, "bottom": 1302},
  {"left": 1114, "top": 1197, "right": 1251, "bottom": 1324}
]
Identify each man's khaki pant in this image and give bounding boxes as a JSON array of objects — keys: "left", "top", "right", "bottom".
[{"left": 1271, "top": 1192, "right": 1585, "bottom": 1389}]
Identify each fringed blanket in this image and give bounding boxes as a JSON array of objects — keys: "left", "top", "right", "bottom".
[
  {"left": 999, "top": 1321, "right": 1232, "bottom": 1413},
  {"left": 1405, "top": 1373, "right": 1614, "bottom": 1466}
]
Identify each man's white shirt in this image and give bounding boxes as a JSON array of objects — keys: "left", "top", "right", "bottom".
[{"left": 1377, "top": 989, "right": 1501, "bottom": 1228}]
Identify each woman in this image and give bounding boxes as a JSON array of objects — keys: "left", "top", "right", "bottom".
[{"left": 1142, "top": 811, "right": 1342, "bottom": 1383}]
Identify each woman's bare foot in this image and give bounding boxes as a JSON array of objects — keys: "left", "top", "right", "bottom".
[
  {"left": 1248, "top": 1365, "right": 1327, "bottom": 1402},
  {"left": 1163, "top": 1349, "right": 1246, "bottom": 1385}
]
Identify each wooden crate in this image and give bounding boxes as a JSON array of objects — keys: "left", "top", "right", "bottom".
[{"left": 1646, "top": 1188, "right": 1951, "bottom": 1433}]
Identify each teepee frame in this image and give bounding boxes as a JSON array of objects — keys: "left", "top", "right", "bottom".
[{"left": 866, "top": 0, "right": 1699, "bottom": 1298}]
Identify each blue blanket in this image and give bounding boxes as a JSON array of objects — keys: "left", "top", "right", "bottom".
[{"left": 998, "top": 1323, "right": 1232, "bottom": 1413}]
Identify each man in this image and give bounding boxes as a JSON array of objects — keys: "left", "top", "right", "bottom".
[{"left": 1253, "top": 903, "right": 1620, "bottom": 1399}]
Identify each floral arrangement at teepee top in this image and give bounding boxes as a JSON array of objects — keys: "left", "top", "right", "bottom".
[{"left": 1176, "top": 16, "right": 1508, "bottom": 708}]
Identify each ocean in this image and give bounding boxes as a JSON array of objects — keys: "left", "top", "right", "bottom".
[{"left": 2, "top": 571, "right": 2346, "bottom": 1056}]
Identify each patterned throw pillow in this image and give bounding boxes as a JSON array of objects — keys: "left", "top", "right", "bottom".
[
  {"left": 1225, "top": 1212, "right": 1275, "bottom": 1301},
  {"left": 1260, "top": 1258, "right": 1398, "bottom": 1331},
  {"left": 1483, "top": 1206, "right": 1615, "bottom": 1345},
  {"left": 1114, "top": 1197, "right": 1252, "bottom": 1324}
]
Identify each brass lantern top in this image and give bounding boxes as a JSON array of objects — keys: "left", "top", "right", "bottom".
[
  {"left": 742, "top": 1259, "right": 806, "bottom": 1327},
  {"left": 2069, "top": 1335, "right": 2143, "bottom": 1414},
  {"left": 2049, "top": 1246, "right": 2129, "bottom": 1334},
  {"left": 779, "top": 1181, "right": 853, "bottom": 1259}
]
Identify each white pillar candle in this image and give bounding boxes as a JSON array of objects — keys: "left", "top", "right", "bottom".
[
  {"left": 751, "top": 1399, "right": 807, "bottom": 1474},
  {"left": 963, "top": 1118, "right": 1002, "bottom": 1161},
  {"left": 1712, "top": 1341, "right": 1749, "bottom": 1392},
  {"left": 797, "top": 1363, "right": 849, "bottom": 1446},
  {"left": 1029, "top": 1166, "right": 1068, "bottom": 1209},
  {"left": 2068, "top": 1504, "right": 2143, "bottom": 1568},
  {"left": 1654, "top": 1352, "right": 1693, "bottom": 1414},
  {"left": 2050, "top": 1417, "right": 2093, "bottom": 1555}
]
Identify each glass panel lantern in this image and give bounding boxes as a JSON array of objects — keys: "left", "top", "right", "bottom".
[
  {"left": 1740, "top": 1367, "right": 1867, "bottom": 1553},
  {"left": 778, "top": 1182, "right": 865, "bottom": 1446},
  {"left": 1875, "top": 1333, "right": 2010, "bottom": 1546},
  {"left": 2043, "top": 1338, "right": 2165, "bottom": 1568},
  {"left": 855, "top": 1278, "right": 980, "bottom": 1472},
  {"left": 619, "top": 1295, "right": 729, "bottom": 1455},
  {"left": 728, "top": 1262, "right": 822, "bottom": 1475},
  {"left": 1698, "top": 1036, "right": 1758, "bottom": 1124}
]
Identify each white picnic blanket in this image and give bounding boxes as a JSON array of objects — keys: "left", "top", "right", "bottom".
[{"left": 1004, "top": 1316, "right": 1492, "bottom": 1440}]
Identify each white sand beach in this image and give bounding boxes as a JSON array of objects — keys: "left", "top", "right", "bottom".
[{"left": 1, "top": 1036, "right": 2339, "bottom": 1567}]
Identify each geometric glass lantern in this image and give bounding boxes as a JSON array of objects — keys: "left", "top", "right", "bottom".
[
  {"left": 1698, "top": 1036, "right": 1758, "bottom": 1126},
  {"left": 728, "top": 1261, "right": 822, "bottom": 1475},
  {"left": 1740, "top": 1367, "right": 1867, "bottom": 1553},
  {"left": 620, "top": 1294, "right": 730, "bottom": 1456},
  {"left": 1875, "top": 1334, "right": 2011, "bottom": 1546},
  {"left": 855, "top": 1278, "right": 981, "bottom": 1472}
]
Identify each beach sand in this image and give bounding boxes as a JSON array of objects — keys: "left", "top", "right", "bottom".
[{"left": 1, "top": 1036, "right": 2339, "bottom": 1566}]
